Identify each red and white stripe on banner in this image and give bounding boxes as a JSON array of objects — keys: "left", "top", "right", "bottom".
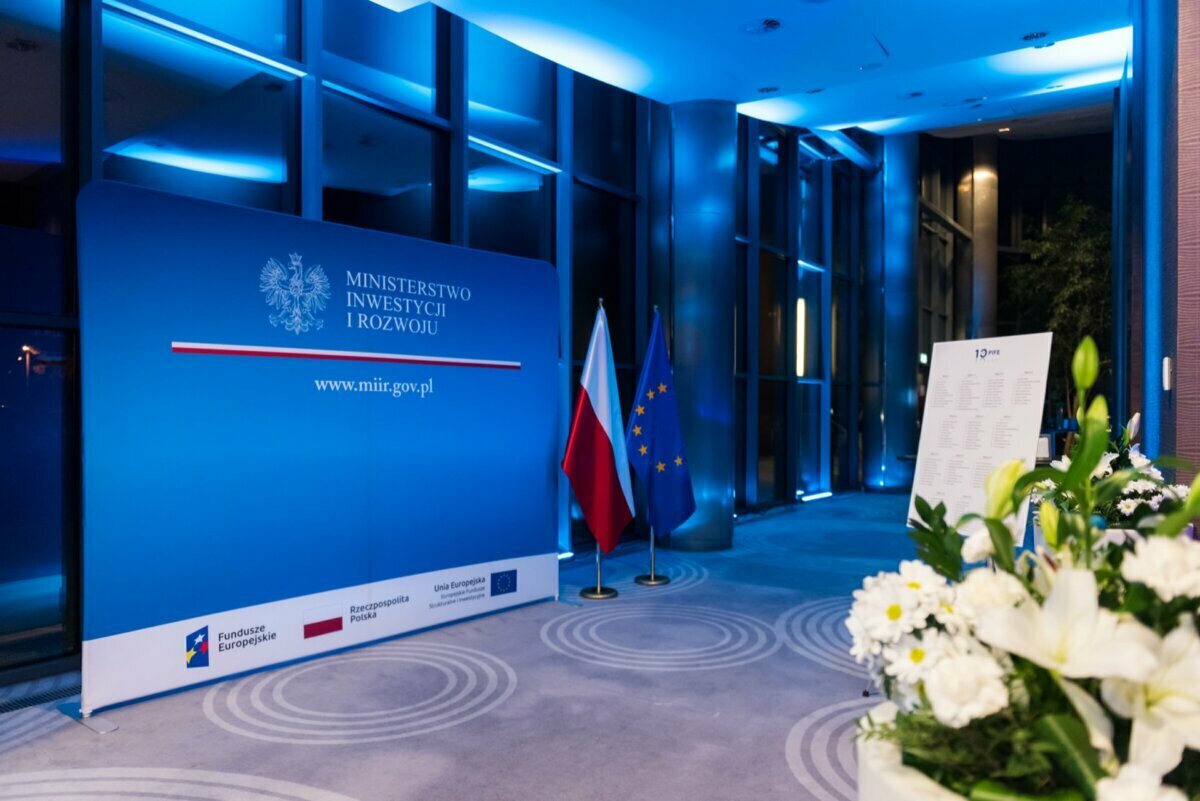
[{"left": 170, "top": 342, "right": 521, "bottom": 370}]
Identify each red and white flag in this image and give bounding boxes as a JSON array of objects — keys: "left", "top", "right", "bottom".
[{"left": 562, "top": 307, "right": 635, "bottom": 554}]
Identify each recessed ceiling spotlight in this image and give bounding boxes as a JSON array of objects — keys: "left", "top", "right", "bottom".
[
  {"left": 5, "top": 37, "right": 38, "bottom": 52},
  {"left": 742, "top": 18, "right": 784, "bottom": 35},
  {"left": 859, "top": 61, "right": 883, "bottom": 71},
  {"left": 758, "top": 86, "right": 780, "bottom": 94},
  {"left": 1034, "top": 41, "right": 1056, "bottom": 49},
  {"left": 897, "top": 91, "right": 924, "bottom": 99},
  {"left": 1022, "top": 31, "right": 1049, "bottom": 41},
  {"left": 804, "top": 87, "right": 825, "bottom": 94},
  {"left": 1046, "top": 83, "right": 1064, "bottom": 90},
  {"left": 998, "top": 127, "right": 1012, "bottom": 132},
  {"left": 962, "top": 96, "right": 987, "bottom": 104}
]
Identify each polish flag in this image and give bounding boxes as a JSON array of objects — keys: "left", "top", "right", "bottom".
[
  {"left": 303, "top": 605, "right": 343, "bottom": 639},
  {"left": 562, "top": 307, "right": 635, "bottom": 554}
]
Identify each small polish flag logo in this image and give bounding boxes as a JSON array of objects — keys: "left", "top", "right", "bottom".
[{"left": 303, "top": 605, "right": 343, "bottom": 639}]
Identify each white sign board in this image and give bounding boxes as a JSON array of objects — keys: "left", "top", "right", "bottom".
[{"left": 909, "top": 333, "right": 1053, "bottom": 532}]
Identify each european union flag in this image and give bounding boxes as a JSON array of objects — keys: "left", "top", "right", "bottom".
[{"left": 625, "top": 311, "right": 696, "bottom": 535}]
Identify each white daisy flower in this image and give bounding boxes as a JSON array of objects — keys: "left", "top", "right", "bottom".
[
  {"left": 1118, "top": 498, "right": 1142, "bottom": 517},
  {"left": 848, "top": 572, "right": 926, "bottom": 646},
  {"left": 883, "top": 630, "right": 945, "bottom": 685}
]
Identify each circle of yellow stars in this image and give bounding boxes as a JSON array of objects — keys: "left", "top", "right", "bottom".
[{"left": 631, "top": 382, "right": 685, "bottom": 472}]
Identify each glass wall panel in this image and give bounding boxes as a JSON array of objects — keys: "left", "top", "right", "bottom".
[
  {"left": 757, "top": 379, "right": 788, "bottom": 502},
  {"left": 832, "top": 168, "right": 852, "bottom": 275},
  {"left": 324, "top": 0, "right": 435, "bottom": 113},
  {"left": 831, "top": 384, "right": 856, "bottom": 490},
  {"left": 573, "top": 73, "right": 634, "bottom": 189},
  {"left": 796, "top": 382, "right": 822, "bottom": 494},
  {"left": 758, "top": 125, "right": 787, "bottom": 250},
  {"left": 798, "top": 155, "right": 823, "bottom": 264},
  {"left": 136, "top": 0, "right": 295, "bottom": 57},
  {"left": 322, "top": 90, "right": 440, "bottom": 241},
  {"left": 735, "top": 243, "right": 748, "bottom": 374},
  {"left": 102, "top": 12, "right": 295, "bottom": 211},
  {"left": 0, "top": 327, "right": 74, "bottom": 670},
  {"left": 0, "top": 0, "right": 67, "bottom": 316},
  {"left": 734, "top": 377, "right": 747, "bottom": 511},
  {"left": 758, "top": 251, "right": 787, "bottom": 376},
  {"left": 467, "top": 24, "right": 554, "bottom": 158},
  {"left": 572, "top": 183, "right": 635, "bottom": 362},
  {"left": 467, "top": 147, "right": 552, "bottom": 261},
  {"left": 831, "top": 276, "right": 852, "bottom": 382},
  {"left": 736, "top": 116, "right": 747, "bottom": 237}
]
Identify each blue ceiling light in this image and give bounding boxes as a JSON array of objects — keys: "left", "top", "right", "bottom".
[
  {"left": 467, "top": 164, "right": 544, "bottom": 192},
  {"left": 105, "top": 141, "right": 286, "bottom": 182},
  {"left": 989, "top": 25, "right": 1131, "bottom": 76},
  {"left": 467, "top": 135, "right": 561, "bottom": 174},
  {"left": 102, "top": 0, "right": 306, "bottom": 78}
]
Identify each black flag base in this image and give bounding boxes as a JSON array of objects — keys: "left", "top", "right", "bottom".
[
  {"left": 580, "top": 585, "right": 619, "bottom": 600},
  {"left": 634, "top": 573, "right": 670, "bottom": 586}
]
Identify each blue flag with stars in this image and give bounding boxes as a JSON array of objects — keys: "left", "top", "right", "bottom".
[{"left": 625, "top": 311, "right": 696, "bottom": 535}]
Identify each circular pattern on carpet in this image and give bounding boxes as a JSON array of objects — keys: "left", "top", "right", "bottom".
[
  {"left": 540, "top": 603, "right": 779, "bottom": 670},
  {"left": 774, "top": 598, "right": 865, "bottom": 679},
  {"left": 784, "top": 697, "right": 877, "bottom": 801},
  {"left": 202, "top": 642, "right": 516, "bottom": 744},
  {"left": 560, "top": 554, "right": 708, "bottom": 599},
  {"left": 0, "top": 768, "right": 361, "bottom": 800},
  {"left": 0, "top": 674, "right": 76, "bottom": 755}
]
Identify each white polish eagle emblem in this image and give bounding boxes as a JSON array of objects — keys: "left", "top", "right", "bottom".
[{"left": 259, "top": 253, "right": 331, "bottom": 335}]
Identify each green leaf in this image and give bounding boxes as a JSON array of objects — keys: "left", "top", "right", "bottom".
[
  {"left": 985, "top": 518, "right": 1016, "bottom": 573},
  {"left": 969, "top": 782, "right": 1084, "bottom": 801},
  {"left": 1032, "top": 714, "right": 1104, "bottom": 801}
]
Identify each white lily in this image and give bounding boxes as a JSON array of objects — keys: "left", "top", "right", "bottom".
[
  {"left": 1102, "top": 619, "right": 1200, "bottom": 776},
  {"left": 975, "top": 568, "right": 1158, "bottom": 681}
]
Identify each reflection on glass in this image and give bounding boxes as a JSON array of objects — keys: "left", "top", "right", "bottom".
[
  {"left": 757, "top": 380, "right": 787, "bottom": 502},
  {"left": 322, "top": 90, "right": 441, "bottom": 240},
  {"left": 758, "top": 251, "right": 787, "bottom": 376},
  {"left": 324, "top": 0, "right": 434, "bottom": 112},
  {"left": 573, "top": 73, "right": 635, "bottom": 189},
  {"left": 102, "top": 12, "right": 295, "bottom": 211},
  {"left": 0, "top": 327, "right": 74, "bottom": 669},
  {"left": 572, "top": 183, "right": 635, "bottom": 363},
  {"left": 129, "top": 0, "right": 295, "bottom": 57},
  {"left": 0, "top": 0, "right": 67, "bottom": 315},
  {"left": 798, "top": 266, "right": 822, "bottom": 377},
  {"left": 468, "top": 148, "right": 552, "bottom": 261},
  {"left": 468, "top": 24, "right": 555, "bottom": 158},
  {"left": 759, "top": 126, "right": 787, "bottom": 249}
]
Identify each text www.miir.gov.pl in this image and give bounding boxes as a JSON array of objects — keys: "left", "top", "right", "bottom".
[{"left": 313, "top": 377, "right": 434, "bottom": 398}]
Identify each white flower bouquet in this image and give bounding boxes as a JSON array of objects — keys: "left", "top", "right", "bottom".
[
  {"left": 850, "top": 338, "right": 1200, "bottom": 801},
  {"left": 1035, "top": 410, "right": 1192, "bottom": 533}
]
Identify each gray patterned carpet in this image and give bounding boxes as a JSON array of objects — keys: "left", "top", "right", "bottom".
[{"left": 0, "top": 493, "right": 914, "bottom": 801}]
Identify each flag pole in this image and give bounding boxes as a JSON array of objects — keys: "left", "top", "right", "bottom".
[
  {"left": 635, "top": 526, "right": 670, "bottom": 586},
  {"left": 580, "top": 542, "right": 618, "bottom": 600}
]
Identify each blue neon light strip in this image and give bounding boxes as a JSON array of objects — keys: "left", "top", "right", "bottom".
[
  {"left": 801, "top": 491, "right": 833, "bottom": 502},
  {"left": 467, "top": 135, "right": 562, "bottom": 175},
  {"left": 103, "top": 0, "right": 307, "bottom": 78}
]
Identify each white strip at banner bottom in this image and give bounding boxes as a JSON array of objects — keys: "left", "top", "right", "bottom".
[{"left": 82, "top": 553, "right": 557, "bottom": 714}]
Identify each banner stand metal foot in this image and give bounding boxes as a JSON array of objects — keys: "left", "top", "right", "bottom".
[
  {"left": 634, "top": 527, "right": 671, "bottom": 586},
  {"left": 581, "top": 544, "right": 619, "bottom": 600}
]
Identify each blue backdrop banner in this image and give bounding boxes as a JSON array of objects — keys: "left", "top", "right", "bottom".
[{"left": 77, "top": 182, "right": 559, "bottom": 713}]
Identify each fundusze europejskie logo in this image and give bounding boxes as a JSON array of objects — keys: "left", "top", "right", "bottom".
[
  {"left": 185, "top": 626, "right": 209, "bottom": 669},
  {"left": 260, "top": 253, "right": 332, "bottom": 334}
]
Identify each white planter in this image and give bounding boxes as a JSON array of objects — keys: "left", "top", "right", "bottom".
[{"left": 856, "top": 703, "right": 966, "bottom": 801}]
